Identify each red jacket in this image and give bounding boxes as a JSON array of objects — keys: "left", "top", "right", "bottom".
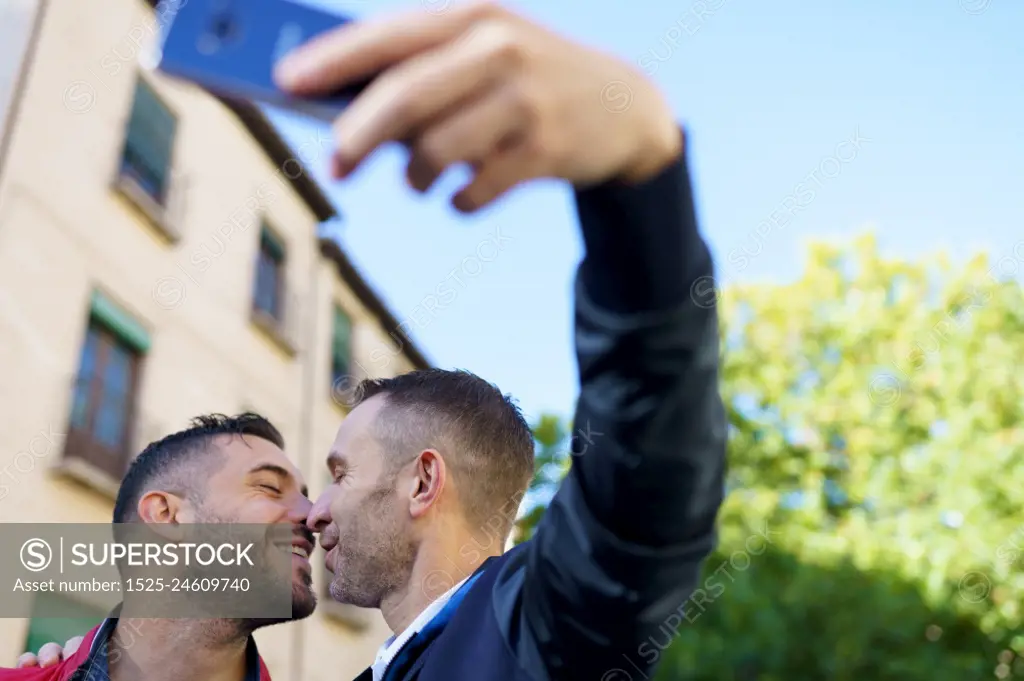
[{"left": 0, "top": 621, "right": 272, "bottom": 680}]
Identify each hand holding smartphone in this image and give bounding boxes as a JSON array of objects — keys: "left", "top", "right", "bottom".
[{"left": 154, "top": 0, "right": 678, "bottom": 213}]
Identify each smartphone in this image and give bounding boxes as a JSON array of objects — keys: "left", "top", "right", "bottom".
[{"left": 154, "top": 0, "right": 370, "bottom": 122}]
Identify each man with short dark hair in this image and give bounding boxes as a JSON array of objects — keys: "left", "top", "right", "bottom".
[
  {"left": 314, "top": 369, "right": 535, "bottom": 612},
  {"left": 11, "top": 413, "right": 314, "bottom": 681},
  {"left": 296, "top": 0, "right": 728, "bottom": 675}
]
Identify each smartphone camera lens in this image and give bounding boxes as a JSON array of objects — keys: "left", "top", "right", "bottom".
[
  {"left": 197, "top": 13, "right": 239, "bottom": 54},
  {"left": 211, "top": 14, "right": 237, "bottom": 41}
]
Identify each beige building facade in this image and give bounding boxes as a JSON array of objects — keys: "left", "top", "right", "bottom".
[{"left": 0, "top": 0, "right": 428, "bottom": 677}]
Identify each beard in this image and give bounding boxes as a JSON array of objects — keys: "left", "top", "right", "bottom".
[
  {"left": 242, "top": 576, "right": 317, "bottom": 631},
  {"left": 327, "top": 485, "right": 416, "bottom": 609},
  {"left": 190, "top": 502, "right": 317, "bottom": 629}
]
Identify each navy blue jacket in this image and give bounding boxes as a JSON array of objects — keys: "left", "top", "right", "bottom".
[{"left": 370, "top": 132, "right": 728, "bottom": 681}]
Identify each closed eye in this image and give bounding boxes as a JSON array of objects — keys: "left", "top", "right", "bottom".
[{"left": 259, "top": 484, "right": 281, "bottom": 493}]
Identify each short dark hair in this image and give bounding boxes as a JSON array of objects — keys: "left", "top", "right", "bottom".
[
  {"left": 354, "top": 369, "right": 534, "bottom": 539},
  {"left": 112, "top": 412, "right": 284, "bottom": 524}
]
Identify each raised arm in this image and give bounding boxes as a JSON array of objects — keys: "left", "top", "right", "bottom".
[
  {"left": 271, "top": 7, "right": 726, "bottom": 677},
  {"left": 506, "top": 135, "right": 728, "bottom": 680}
]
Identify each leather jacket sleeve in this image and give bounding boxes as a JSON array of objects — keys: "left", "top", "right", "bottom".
[{"left": 495, "top": 131, "right": 728, "bottom": 681}]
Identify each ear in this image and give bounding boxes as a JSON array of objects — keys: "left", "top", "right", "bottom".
[
  {"left": 408, "top": 450, "right": 446, "bottom": 519},
  {"left": 135, "top": 491, "right": 188, "bottom": 541}
]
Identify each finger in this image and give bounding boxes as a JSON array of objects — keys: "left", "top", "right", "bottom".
[
  {"left": 331, "top": 19, "right": 524, "bottom": 176},
  {"left": 406, "top": 85, "right": 528, "bottom": 192},
  {"left": 16, "top": 653, "right": 38, "bottom": 668},
  {"left": 274, "top": 1, "right": 500, "bottom": 95},
  {"left": 64, "top": 636, "right": 84, "bottom": 657},
  {"left": 37, "top": 642, "right": 65, "bottom": 667},
  {"left": 453, "top": 143, "right": 540, "bottom": 212}
]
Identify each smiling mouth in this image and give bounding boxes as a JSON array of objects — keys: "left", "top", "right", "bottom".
[{"left": 291, "top": 545, "right": 310, "bottom": 559}]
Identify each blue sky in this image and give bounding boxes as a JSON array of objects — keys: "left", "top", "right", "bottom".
[{"left": 266, "top": 0, "right": 1023, "bottom": 424}]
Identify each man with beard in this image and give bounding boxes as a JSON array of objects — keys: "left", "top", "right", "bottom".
[
  {"left": 11, "top": 413, "right": 316, "bottom": 681},
  {"left": 288, "top": 3, "right": 727, "bottom": 681}
]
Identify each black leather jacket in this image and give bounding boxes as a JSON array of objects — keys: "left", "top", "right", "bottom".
[{"left": 503, "top": 132, "right": 729, "bottom": 681}]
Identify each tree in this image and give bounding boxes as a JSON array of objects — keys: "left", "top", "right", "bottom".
[
  {"left": 515, "top": 413, "right": 569, "bottom": 544},
  {"left": 520, "top": 233, "right": 1024, "bottom": 680}
]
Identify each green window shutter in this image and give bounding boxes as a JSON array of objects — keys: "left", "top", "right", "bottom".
[
  {"left": 261, "top": 225, "right": 285, "bottom": 261},
  {"left": 332, "top": 307, "right": 351, "bottom": 371},
  {"left": 89, "top": 290, "right": 150, "bottom": 354},
  {"left": 124, "top": 79, "right": 176, "bottom": 193}
]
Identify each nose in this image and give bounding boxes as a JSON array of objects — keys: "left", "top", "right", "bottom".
[
  {"left": 306, "top": 488, "right": 333, "bottom": 534},
  {"left": 288, "top": 493, "right": 314, "bottom": 526}
]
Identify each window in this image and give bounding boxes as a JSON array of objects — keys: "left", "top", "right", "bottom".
[
  {"left": 25, "top": 592, "right": 105, "bottom": 654},
  {"left": 331, "top": 306, "right": 352, "bottom": 388},
  {"left": 249, "top": 224, "right": 297, "bottom": 356},
  {"left": 65, "top": 291, "right": 149, "bottom": 479},
  {"left": 254, "top": 224, "right": 285, "bottom": 322},
  {"left": 120, "top": 77, "right": 176, "bottom": 205}
]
